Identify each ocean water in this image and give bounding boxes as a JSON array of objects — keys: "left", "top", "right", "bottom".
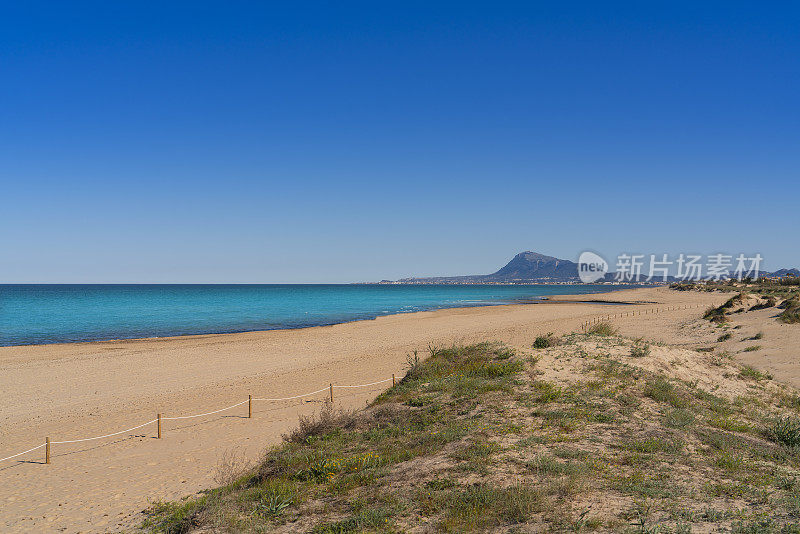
[{"left": 0, "top": 284, "right": 638, "bottom": 346}]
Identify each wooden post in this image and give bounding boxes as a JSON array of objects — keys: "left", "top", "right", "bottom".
[
  {"left": 329, "top": 383, "right": 334, "bottom": 403},
  {"left": 45, "top": 437, "right": 50, "bottom": 464},
  {"left": 392, "top": 374, "right": 396, "bottom": 387},
  {"left": 157, "top": 413, "right": 162, "bottom": 439},
  {"left": 248, "top": 395, "right": 252, "bottom": 418}
]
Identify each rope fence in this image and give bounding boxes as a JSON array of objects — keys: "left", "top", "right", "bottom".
[
  {"left": 1, "top": 376, "right": 397, "bottom": 466},
  {"left": 580, "top": 303, "right": 705, "bottom": 330}
]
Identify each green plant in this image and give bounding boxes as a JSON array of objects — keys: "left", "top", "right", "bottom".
[
  {"left": 254, "top": 491, "right": 293, "bottom": 517},
  {"left": 644, "top": 377, "right": 689, "bottom": 408},
  {"left": 717, "top": 332, "right": 732, "bottom": 342},
  {"left": 769, "top": 416, "right": 800, "bottom": 448},
  {"left": 664, "top": 409, "right": 695, "bottom": 429},
  {"left": 587, "top": 322, "right": 617, "bottom": 336},
  {"left": 630, "top": 343, "right": 651, "bottom": 358},
  {"left": 533, "top": 332, "right": 560, "bottom": 349},
  {"left": 738, "top": 365, "right": 771, "bottom": 381}
]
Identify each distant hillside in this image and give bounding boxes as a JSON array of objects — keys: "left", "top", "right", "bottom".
[
  {"left": 391, "top": 251, "right": 616, "bottom": 284},
  {"left": 386, "top": 251, "right": 797, "bottom": 285},
  {"left": 391, "top": 251, "right": 580, "bottom": 284}
]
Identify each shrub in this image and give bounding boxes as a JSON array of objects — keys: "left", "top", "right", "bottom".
[
  {"left": 717, "top": 332, "right": 732, "bottom": 342},
  {"left": 629, "top": 343, "right": 651, "bottom": 358},
  {"left": 769, "top": 416, "right": 800, "bottom": 448},
  {"left": 533, "top": 333, "right": 560, "bottom": 349}
]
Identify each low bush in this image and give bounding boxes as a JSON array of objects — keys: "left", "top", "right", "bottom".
[{"left": 533, "top": 333, "right": 560, "bottom": 349}]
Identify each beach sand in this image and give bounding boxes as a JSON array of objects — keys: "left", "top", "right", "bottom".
[{"left": 3, "top": 286, "right": 796, "bottom": 532}]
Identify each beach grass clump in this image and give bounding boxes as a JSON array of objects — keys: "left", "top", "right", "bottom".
[
  {"left": 142, "top": 497, "right": 210, "bottom": 533},
  {"left": 629, "top": 342, "right": 651, "bottom": 358},
  {"left": 283, "top": 403, "right": 357, "bottom": 444},
  {"left": 436, "top": 483, "right": 545, "bottom": 531},
  {"left": 769, "top": 416, "right": 800, "bottom": 448},
  {"left": 717, "top": 332, "right": 732, "bottom": 342},
  {"left": 778, "top": 295, "right": 800, "bottom": 324},
  {"left": 663, "top": 408, "right": 695, "bottom": 429},
  {"left": 704, "top": 293, "right": 745, "bottom": 324},
  {"left": 780, "top": 310, "right": 800, "bottom": 323},
  {"left": 643, "top": 377, "right": 690, "bottom": 409},
  {"left": 750, "top": 296, "right": 777, "bottom": 311},
  {"left": 587, "top": 322, "right": 617, "bottom": 336},
  {"left": 738, "top": 365, "right": 772, "bottom": 381},
  {"left": 704, "top": 306, "right": 728, "bottom": 324},
  {"left": 533, "top": 332, "right": 560, "bottom": 349}
]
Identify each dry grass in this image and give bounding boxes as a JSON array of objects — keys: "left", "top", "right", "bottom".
[
  {"left": 282, "top": 403, "right": 357, "bottom": 444},
  {"left": 587, "top": 322, "right": 617, "bottom": 336}
]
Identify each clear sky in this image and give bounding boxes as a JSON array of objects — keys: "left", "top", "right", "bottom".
[{"left": 2, "top": 2, "right": 798, "bottom": 283}]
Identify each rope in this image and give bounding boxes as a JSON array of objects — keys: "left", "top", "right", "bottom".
[
  {"left": 161, "top": 400, "right": 249, "bottom": 421},
  {"left": 2, "top": 375, "right": 399, "bottom": 463},
  {"left": 252, "top": 378, "right": 394, "bottom": 401},
  {"left": 0, "top": 443, "right": 46, "bottom": 463},
  {"left": 334, "top": 377, "right": 394, "bottom": 388},
  {"left": 252, "top": 386, "right": 331, "bottom": 402},
  {"left": 51, "top": 419, "right": 158, "bottom": 444}
]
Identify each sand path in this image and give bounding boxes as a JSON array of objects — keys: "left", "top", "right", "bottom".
[{"left": 0, "top": 287, "right": 733, "bottom": 532}]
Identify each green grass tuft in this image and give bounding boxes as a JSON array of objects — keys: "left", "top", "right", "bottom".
[{"left": 769, "top": 416, "right": 800, "bottom": 448}]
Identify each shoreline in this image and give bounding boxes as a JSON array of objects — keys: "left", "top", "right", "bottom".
[
  {"left": 0, "top": 286, "right": 731, "bottom": 532},
  {"left": 1, "top": 285, "right": 646, "bottom": 349}
]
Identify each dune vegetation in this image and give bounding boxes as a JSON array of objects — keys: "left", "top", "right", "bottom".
[{"left": 141, "top": 328, "right": 800, "bottom": 533}]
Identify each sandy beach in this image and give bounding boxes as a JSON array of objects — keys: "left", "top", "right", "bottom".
[{"left": 4, "top": 286, "right": 797, "bottom": 532}]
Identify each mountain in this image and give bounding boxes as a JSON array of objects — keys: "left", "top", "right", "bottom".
[
  {"left": 488, "top": 252, "right": 579, "bottom": 281},
  {"left": 392, "top": 251, "right": 597, "bottom": 284}
]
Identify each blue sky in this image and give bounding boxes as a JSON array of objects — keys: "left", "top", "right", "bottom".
[{"left": 2, "top": 2, "right": 798, "bottom": 282}]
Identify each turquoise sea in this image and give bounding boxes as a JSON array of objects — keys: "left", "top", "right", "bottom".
[{"left": 0, "top": 284, "right": 638, "bottom": 346}]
